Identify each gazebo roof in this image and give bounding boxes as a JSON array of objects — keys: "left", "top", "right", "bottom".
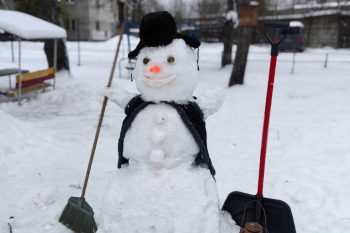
[{"left": 0, "top": 10, "right": 67, "bottom": 40}]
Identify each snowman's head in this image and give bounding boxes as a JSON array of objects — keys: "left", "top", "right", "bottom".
[
  {"left": 134, "top": 39, "right": 198, "bottom": 103},
  {"left": 129, "top": 11, "right": 201, "bottom": 103}
]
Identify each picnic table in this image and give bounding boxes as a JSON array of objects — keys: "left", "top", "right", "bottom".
[{"left": 0, "top": 68, "right": 29, "bottom": 88}]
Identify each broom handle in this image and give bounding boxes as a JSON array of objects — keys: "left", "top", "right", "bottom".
[{"left": 81, "top": 24, "right": 124, "bottom": 199}]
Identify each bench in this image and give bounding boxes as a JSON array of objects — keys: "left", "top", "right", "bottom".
[{"left": 6, "top": 67, "right": 55, "bottom": 98}]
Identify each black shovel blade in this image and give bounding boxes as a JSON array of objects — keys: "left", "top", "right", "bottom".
[{"left": 222, "top": 191, "right": 296, "bottom": 233}]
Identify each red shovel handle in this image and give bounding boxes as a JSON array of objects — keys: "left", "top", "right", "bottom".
[
  {"left": 257, "top": 22, "right": 289, "bottom": 196},
  {"left": 257, "top": 55, "right": 277, "bottom": 196}
]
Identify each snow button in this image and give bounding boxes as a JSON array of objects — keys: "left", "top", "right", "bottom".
[{"left": 150, "top": 149, "right": 165, "bottom": 162}]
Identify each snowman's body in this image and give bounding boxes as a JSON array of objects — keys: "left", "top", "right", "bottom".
[
  {"left": 99, "top": 39, "right": 227, "bottom": 233},
  {"left": 124, "top": 103, "right": 199, "bottom": 167}
]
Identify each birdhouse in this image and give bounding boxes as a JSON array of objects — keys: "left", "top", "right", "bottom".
[{"left": 237, "top": 0, "right": 259, "bottom": 27}]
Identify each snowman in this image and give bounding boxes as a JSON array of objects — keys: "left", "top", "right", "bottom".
[{"left": 99, "top": 11, "right": 236, "bottom": 233}]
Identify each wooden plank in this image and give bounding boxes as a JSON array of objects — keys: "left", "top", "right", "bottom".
[
  {"left": 16, "top": 67, "right": 55, "bottom": 83},
  {"left": 6, "top": 83, "right": 51, "bottom": 97},
  {"left": 21, "top": 83, "right": 51, "bottom": 95},
  {"left": 16, "top": 73, "right": 54, "bottom": 88},
  {"left": 5, "top": 91, "right": 17, "bottom": 98}
]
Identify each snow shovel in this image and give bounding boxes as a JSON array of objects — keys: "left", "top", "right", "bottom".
[
  {"left": 222, "top": 22, "right": 296, "bottom": 233},
  {"left": 58, "top": 22, "right": 125, "bottom": 233}
]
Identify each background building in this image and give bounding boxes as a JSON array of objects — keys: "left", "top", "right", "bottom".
[
  {"left": 62, "top": 0, "right": 119, "bottom": 41},
  {"left": 261, "top": 0, "right": 350, "bottom": 48}
]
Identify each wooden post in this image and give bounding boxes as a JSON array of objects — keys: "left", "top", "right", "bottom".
[{"left": 228, "top": 1, "right": 258, "bottom": 86}]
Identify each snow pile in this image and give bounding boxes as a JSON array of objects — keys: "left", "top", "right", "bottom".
[
  {"left": 0, "top": 109, "right": 64, "bottom": 233},
  {"left": 0, "top": 109, "right": 35, "bottom": 157}
]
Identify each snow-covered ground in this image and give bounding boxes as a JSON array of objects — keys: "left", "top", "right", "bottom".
[{"left": 1, "top": 36, "right": 350, "bottom": 233}]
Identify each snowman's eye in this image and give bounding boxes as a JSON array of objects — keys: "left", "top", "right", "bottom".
[
  {"left": 143, "top": 57, "right": 150, "bottom": 65},
  {"left": 167, "top": 56, "right": 175, "bottom": 64}
]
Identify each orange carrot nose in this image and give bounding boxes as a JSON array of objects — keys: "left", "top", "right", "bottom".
[{"left": 149, "top": 65, "right": 161, "bottom": 73}]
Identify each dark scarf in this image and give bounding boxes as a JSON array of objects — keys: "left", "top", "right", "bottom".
[{"left": 117, "top": 95, "right": 215, "bottom": 176}]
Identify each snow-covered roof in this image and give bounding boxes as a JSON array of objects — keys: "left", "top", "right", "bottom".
[
  {"left": 0, "top": 10, "right": 67, "bottom": 40},
  {"left": 290, "top": 21, "right": 304, "bottom": 28}
]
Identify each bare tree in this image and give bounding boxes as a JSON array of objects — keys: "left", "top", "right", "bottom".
[
  {"left": 170, "top": 0, "right": 186, "bottom": 20},
  {"left": 228, "top": 26, "right": 254, "bottom": 85},
  {"left": 128, "top": 0, "right": 164, "bottom": 21},
  {"left": 196, "top": 0, "right": 226, "bottom": 17},
  {"left": 221, "top": 0, "right": 236, "bottom": 67},
  {"left": 228, "top": 0, "right": 258, "bottom": 86}
]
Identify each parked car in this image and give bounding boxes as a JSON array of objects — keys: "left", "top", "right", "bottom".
[{"left": 277, "top": 21, "right": 305, "bottom": 52}]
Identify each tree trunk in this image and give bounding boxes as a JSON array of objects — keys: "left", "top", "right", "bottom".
[
  {"left": 228, "top": 26, "right": 253, "bottom": 86},
  {"left": 44, "top": 39, "right": 70, "bottom": 71},
  {"left": 43, "top": 0, "right": 70, "bottom": 71},
  {"left": 221, "top": 21, "right": 234, "bottom": 67},
  {"left": 221, "top": 0, "right": 235, "bottom": 67}
]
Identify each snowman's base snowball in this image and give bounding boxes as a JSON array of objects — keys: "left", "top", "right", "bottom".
[
  {"left": 220, "top": 210, "right": 241, "bottom": 233},
  {"left": 99, "top": 164, "right": 223, "bottom": 233}
]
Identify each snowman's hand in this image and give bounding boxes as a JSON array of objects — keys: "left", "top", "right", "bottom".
[
  {"left": 98, "top": 85, "right": 137, "bottom": 109},
  {"left": 98, "top": 87, "right": 114, "bottom": 98},
  {"left": 196, "top": 87, "right": 226, "bottom": 120}
]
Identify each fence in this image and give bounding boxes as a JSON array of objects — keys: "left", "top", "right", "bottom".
[{"left": 246, "top": 50, "right": 350, "bottom": 74}]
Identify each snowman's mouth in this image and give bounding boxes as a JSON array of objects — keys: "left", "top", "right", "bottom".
[{"left": 143, "top": 75, "right": 176, "bottom": 87}]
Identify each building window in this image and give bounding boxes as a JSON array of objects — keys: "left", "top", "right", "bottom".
[
  {"left": 96, "top": 21, "right": 100, "bottom": 31},
  {"left": 71, "top": 20, "right": 76, "bottom": 31},
  {"left": 66, "top": 19, "right": 76, "bottom": 31}
]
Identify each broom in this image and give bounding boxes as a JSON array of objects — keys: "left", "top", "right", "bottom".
[{"left": 59, "top": 23, "right": 125, "bottom": 233}]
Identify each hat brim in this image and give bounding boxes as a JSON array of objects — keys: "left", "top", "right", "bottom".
[
  {"left": 128, "top": 33, "right": 200, "bottom": 59},
  {"left": 175, "top": 33, "right": 201, "bottom": 49}
]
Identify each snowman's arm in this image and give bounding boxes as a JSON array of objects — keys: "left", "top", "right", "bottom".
[
  {"left": 195, "top": 88, "right": 225, "bottom": 120},
  {"left": 99, "top": 85, "right": 137, "bottom": 109}
]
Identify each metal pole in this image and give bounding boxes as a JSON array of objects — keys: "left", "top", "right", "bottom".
[
  {"left": 11, "top": 40, "right": 15, "bottom": 62},
  {"left": 53, "top": 39, "right": 57, "bottom": 90},
  {"left": 291, "top": 34, "right": 296, "bottom": 74},
  {"left": 324, "top": 53, "right": 328, "bottom": 68},
  {"left": 78, "top": 18, "right": 81, "bottom": 66},
  {"left": 17, "top": 38, "right": 22, "bottom": 105},
  {"left": 291, "top": 51, "right": 296, "bottom": 74}
]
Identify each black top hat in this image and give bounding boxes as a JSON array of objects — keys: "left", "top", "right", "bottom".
[{"left": 128, "top": 11, "right": 200, "bottom": 59}]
